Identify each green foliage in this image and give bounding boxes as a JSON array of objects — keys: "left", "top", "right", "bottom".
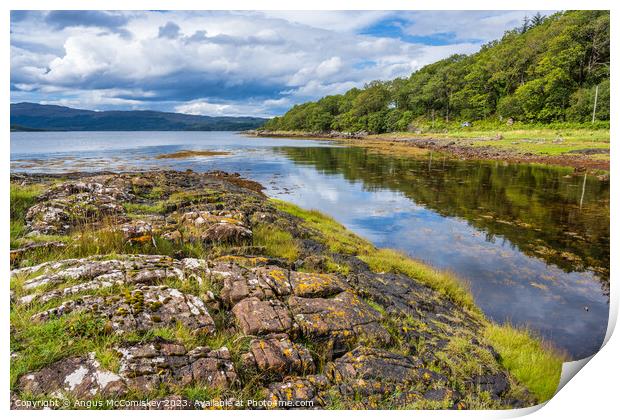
[{"left": 264, "top": 11, "right": 609, "bottom": 132}]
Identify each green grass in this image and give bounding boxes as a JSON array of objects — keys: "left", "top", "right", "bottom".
[
  {"left": 259, "top": 126, "right": 609, "bottom": 161},
  {"left": 372, "top": 126, "right": 609, "bottom": 159},
  {"left": 10, "top": 184, "right": 45, "bottom": 246},
  {"left": 360, "top": 249, "right": 477, "bottom": 311},
  {"left": 484, "top": 323, "right": 565, "bottom": 402},
  {"left": 272, "top": 199, "right": 475, "bottom": 310},
  {"left": 252, "top": 223, "right": 300, "bottom": 262}
]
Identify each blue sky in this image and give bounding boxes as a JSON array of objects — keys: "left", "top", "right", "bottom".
[{"left": 10, "top": 10, "right": 549, "bottom": 117}]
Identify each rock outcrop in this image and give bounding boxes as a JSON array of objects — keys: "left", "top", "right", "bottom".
[{"left": 10, "top": 171, "right": 536, "bottom": 410}]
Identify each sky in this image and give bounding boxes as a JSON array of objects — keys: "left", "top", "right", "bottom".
[{"left": 10, "top": 10, "right": 550, "bottom": 117}]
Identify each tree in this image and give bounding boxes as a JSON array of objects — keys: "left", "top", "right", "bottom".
[{"left": 262, "top": 11, "right": 610, "bottom": 131}]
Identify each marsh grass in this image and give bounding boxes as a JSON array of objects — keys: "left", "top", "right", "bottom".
[
  {"left": 484, "top": 323, "right": 565, "bottom": 402},
  {"left": 252, "top": 223, "right": 300, "bottom": 262}
]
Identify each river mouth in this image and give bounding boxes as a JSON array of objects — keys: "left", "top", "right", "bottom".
[{"left": 10, "top": 130, "right": 609, "bottom": 360}]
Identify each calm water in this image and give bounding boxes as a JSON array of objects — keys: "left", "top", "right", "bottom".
[{"left": 11, "top": 131, "right": 610, "bottom": 360}]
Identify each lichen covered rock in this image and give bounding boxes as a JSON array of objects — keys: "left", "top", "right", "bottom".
[
  {"left": 116, "top": 339, "right": 237, "bottom": 392},
  {"left": 18, "top": 352, "right": 126, "bottom": 399},
  {"left": 243, "top": 334, "right": 315, "bottom": 377},
  {"left": 288, "top": 292, "right": 391, "bottom": 353},
  {"left": 31, "top": 285, "right": 216, "bottom": 335}
]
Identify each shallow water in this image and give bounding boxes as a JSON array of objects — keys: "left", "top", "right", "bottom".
[{"left": 11, "top": 131, "right": 609, "bottom": 359}]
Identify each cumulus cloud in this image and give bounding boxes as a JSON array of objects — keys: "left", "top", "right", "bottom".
[
  {"left": 158, "top": 21, "right": 181, "bottom": 39},
  {"left": 10, "top": 10, "right": 545, "bottom": 116}
]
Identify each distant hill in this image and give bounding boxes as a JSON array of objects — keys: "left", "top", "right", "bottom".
[{"left": 10, "top": 103, "right": 267, "bottom": 131}]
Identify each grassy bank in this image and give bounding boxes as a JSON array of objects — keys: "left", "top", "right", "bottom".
[
  {"left": 271, "top": 199, "right": 564, "bottom": 402},
  {"left": 371, "top": 126, "right": 609, "bottom": 158}
]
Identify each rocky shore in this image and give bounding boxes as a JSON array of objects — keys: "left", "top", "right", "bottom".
[
  {"left": 245, "top": 130, "right": 609, "bottom": 172},
  {"left": 10, "top": 170, "right": 551, "bottom": 409}
]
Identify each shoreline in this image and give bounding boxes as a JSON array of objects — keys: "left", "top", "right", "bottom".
[
  {"left": 244, "top": 130, "right": 610, "bottom": 173},
  {"left": 10, "top": 169, "right": 564, "bottom": 409}
]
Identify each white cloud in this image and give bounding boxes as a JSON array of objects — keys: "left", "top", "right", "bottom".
[
  {"left": 175, "top": 98, "right": 284, "bottom": 118},
  {"left": 11, "top": 10, "right": 545, "bottom": 116},
  {"left": 401, "top": 11, "right": 552, "bottom": 41},
  {"left": 260, "top": 11, "right": 392, "bottom": 33}
]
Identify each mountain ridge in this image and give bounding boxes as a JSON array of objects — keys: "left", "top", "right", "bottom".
[{"left": 10, "top": 102, "right": 267, "bottom": 131}]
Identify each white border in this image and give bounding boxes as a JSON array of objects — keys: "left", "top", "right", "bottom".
[{"left": 2, "top": 1, "right": 617, "bottom": 418}]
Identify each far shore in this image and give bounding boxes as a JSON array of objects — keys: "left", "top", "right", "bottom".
[{"left": 244, "top": 128, "right": 610, "bottom": 172}]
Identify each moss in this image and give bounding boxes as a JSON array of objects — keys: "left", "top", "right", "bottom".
[
  {"left": 483, "top": 323, "right": 565, "bottom": 402},
  {"left": 123, "top": 201, "right": 167, "bottom": 215}
]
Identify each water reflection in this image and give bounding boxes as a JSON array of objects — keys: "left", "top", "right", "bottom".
[{"left": 272, "top": 146, "right": 609, "bottom": 359}]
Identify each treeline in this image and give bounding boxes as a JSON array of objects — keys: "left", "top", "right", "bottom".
[{"left": 263, "top": 11, "right": 610, "bottom": 133}]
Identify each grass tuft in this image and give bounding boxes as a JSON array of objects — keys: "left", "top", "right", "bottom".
[
  {"left": 252, "top": 223, "right": 300, "bottom": 262},
  {"left": 10, "top": 183, "right": 44, "bottom": 246},
  {"left": 483, "top": 323, "right": 565, "bottom": 402},
  {"left": 360, "top": 249, "right": 477, "bottom": 311}
]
